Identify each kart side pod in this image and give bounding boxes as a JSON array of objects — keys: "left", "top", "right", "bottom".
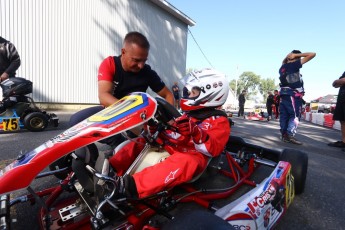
[{"left": 215, "top": 161, "right": 294, "bottom": 229}]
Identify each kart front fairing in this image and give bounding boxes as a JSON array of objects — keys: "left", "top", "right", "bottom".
[{"left": 0, "top": 92, "right": 157, "bottom": 196}]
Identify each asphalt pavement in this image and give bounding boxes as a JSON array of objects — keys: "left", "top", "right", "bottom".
[
  {"left": 230, "top": 115, "right": 345, "bottom": 230},
  {"left": 1, "top": 111, "right": 344, "bottom": 230}
]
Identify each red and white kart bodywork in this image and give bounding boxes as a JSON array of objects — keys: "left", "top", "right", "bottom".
[
  {"left": 244, "top": 110, "right": 269, "bottom": 121},
  {"left": 0, "top": 92, "right": 308, "bottom": 230}
]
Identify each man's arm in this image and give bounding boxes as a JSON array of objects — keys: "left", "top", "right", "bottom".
[
  {"left": 282, "top": 57, "right": 288, "bottom": 64},
  {"left": 0, "top": 42, "right": 21, "bottom": 81},
  {"left": 287, "top": 52, "right": 316, "bottom": 65},
  {"left": 98, "top": 80, "right": 119, "bottom": 107},
  {"left": 6, "top": 42, "right": 21, "bottom": 74},
  {"left": 157, "top": 86, "right": 174, "bottom": 105},
  {"left": 299, "top": 52, "right": 316, "bottom": 65}
]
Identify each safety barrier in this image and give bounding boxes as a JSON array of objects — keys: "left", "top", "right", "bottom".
[
  {"left": 323, "top": 114, "right": 335, "bottom": 128},
  {"left": 303, "top": 112, "right": 340, "bottom": 130}
]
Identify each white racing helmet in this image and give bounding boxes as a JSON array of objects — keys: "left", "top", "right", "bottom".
[{"left": 180, "top": 68, "right": 229, "bottom": 112}]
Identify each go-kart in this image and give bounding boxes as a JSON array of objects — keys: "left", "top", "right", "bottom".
[
  {"left": 244, "top": 109, "right": 269, "bottom": 121},
  {"left": 0, "top": 92, "right": 308, "bottom": 229},
  {"left": 0, "top": 77, "right": 59, "bottom": 132}
]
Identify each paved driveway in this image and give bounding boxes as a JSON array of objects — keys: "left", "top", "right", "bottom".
[{"left": 1, "top": 112, "right": 344, "bottom": 229}]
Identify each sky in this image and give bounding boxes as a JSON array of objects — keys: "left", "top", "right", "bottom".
[{"left": 168, "top": 0, "right": 345, "bottom": 102}]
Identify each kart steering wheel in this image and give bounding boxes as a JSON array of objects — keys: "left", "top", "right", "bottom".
[{"left": 154, "top": 97, "right": 181, "bottom": 124}]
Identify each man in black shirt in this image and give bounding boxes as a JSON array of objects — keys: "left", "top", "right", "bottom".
[
  {"left": 0, "top": 36, "right": 21, "bottom": 113},
  {"left": 69, "top": 31, "right": 174, "bottom": 146},
  {"left": 0, "top": 36, "right": 21, "bottom": 83},
  {"left": 238, "top": 90, "right": 246, "bottom": 117},
  {"left": 328, "top": 71, "right": 345, "bottom": 149},
  {"left": 266, "top": 91, "right": 274, "bottom": 120}
]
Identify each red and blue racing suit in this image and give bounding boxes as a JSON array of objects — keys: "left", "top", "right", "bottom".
[{"left": 279, "top": 60, "right": 304, "bottom": 137}]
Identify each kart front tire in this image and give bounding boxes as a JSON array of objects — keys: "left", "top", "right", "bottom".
[
  {"left": 279, "top": 149, "right": 308, "bottom": 194},
  {"left": 23, "top": 112, "right": 49, "bottom": 132}
]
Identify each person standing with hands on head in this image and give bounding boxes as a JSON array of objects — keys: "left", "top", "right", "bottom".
[
  {"left": 238, "top": 90, "right": 246, "bottom": 117},
  {"left": 328, "top": 71, "right": 345, "bottom": 149},
  {"left": 172, "top": 81, "right": 180, "bottom": 110},
  {"left": 266, "top": 91, "right": 274, "bottom": 120},
  {"left": 278, "top": 50, "right": 316, "bottom": 145},
  {"left": 69, "top": 31, "right": 174, "bottom": 147},
  {"left": 0, "top": 36, "right": 21, "bottom": 83}
]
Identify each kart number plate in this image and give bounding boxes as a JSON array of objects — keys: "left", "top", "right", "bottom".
[
  {"left": 2, "top": 118, "right": 20, "bottom": 131},
  {"left": 285, "top": 168, "right": 295, "bottom": 207}
]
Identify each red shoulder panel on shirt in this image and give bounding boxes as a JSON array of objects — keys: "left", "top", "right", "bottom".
[{"left": 98, "top": 56, "right": 116, "bottom": 82}]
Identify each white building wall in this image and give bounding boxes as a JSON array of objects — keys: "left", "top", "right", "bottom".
[{"left": 0, "top": 0, "right": 189, "bottom": 103}]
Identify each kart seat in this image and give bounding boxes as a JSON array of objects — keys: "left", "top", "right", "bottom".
[
  {"left": 0, "top": 102, "right": 30, "bottom": 116},
  {"left": 12, "top": 102, "right": 31, "bottom": 115}
]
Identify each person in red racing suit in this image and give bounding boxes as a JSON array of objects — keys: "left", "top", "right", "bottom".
[
  {"left": 108, "top": 68, "right": 231, "bottom": 199},
  {"left": 110, "top": 113, "right": 230, "bottom": 198}
]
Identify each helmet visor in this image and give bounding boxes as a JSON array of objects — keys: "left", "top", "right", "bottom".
[{"left": 180, "top": 73, "right": 202, "bottom": 99}]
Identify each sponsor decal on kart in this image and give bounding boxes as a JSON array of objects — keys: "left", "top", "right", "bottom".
[
  {"left": 50, "top": 93, "right": 151, "bottom": 145},
  {"left": 88, "top": 94, "right": 148, "bottom": 122},
  {"left": 285, "top": 167, "right": 295, "bottom": 207},
  {"left": 247, "top": 182, "right": 279, "bottom": 217},
  {"left": 219, "top": 161, "right": 294, "bottom": 229},
  {"left": 226, "top": 212, "right": 256, "bottom": 229}
]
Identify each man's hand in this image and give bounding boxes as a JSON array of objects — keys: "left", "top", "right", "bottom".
[
  {"left": 175, "top": 114, "right": 208, "bottom": 143},
  {"left": 0, "top": 73, "right": 9, "bottom": 82},
  {"left": 332, "top": 79, "right": 343, "bottom": 88}
]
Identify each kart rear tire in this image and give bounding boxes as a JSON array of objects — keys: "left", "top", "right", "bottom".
[
  {"left": 23, "top": 112, "right": 49, "bottom": 132},
  {"left": 53, "top": 119, "right": 59, "bottom": 127},
  {"left": 279, "top": 149, "right": 308, "bottom": 194},
  {"left": 162, "top": 210, "right": 235, "bottom": 230},
  {"left": 0, "top": 195, "right": 11, "bottom": 229},
  {"left": 50, "top": 113, "right": 59, "bottom": 127}
]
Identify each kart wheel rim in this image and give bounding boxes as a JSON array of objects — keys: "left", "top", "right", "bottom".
[{"left": 30, "top": 117, "right": 44, "bottom": 128}]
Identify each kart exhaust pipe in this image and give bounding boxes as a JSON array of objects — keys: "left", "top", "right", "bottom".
[{"left": 254, "top": 158, "right": 277, "bottom": 167}]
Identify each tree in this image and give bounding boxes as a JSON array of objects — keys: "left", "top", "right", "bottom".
[
  {"left": 259, "top": 78, "right": 278, "bottom": 95},
  {"left": 230, "top": 71, "right": 261, "bottom": 98}
]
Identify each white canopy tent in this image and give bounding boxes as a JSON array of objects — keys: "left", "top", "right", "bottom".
[{"left": 222, "top": 88, "right": 237, "bottom": 110}]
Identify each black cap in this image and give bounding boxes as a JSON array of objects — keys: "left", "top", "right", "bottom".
[{"left": 341, "top": 72, "right": 345, "bottom": 78}]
